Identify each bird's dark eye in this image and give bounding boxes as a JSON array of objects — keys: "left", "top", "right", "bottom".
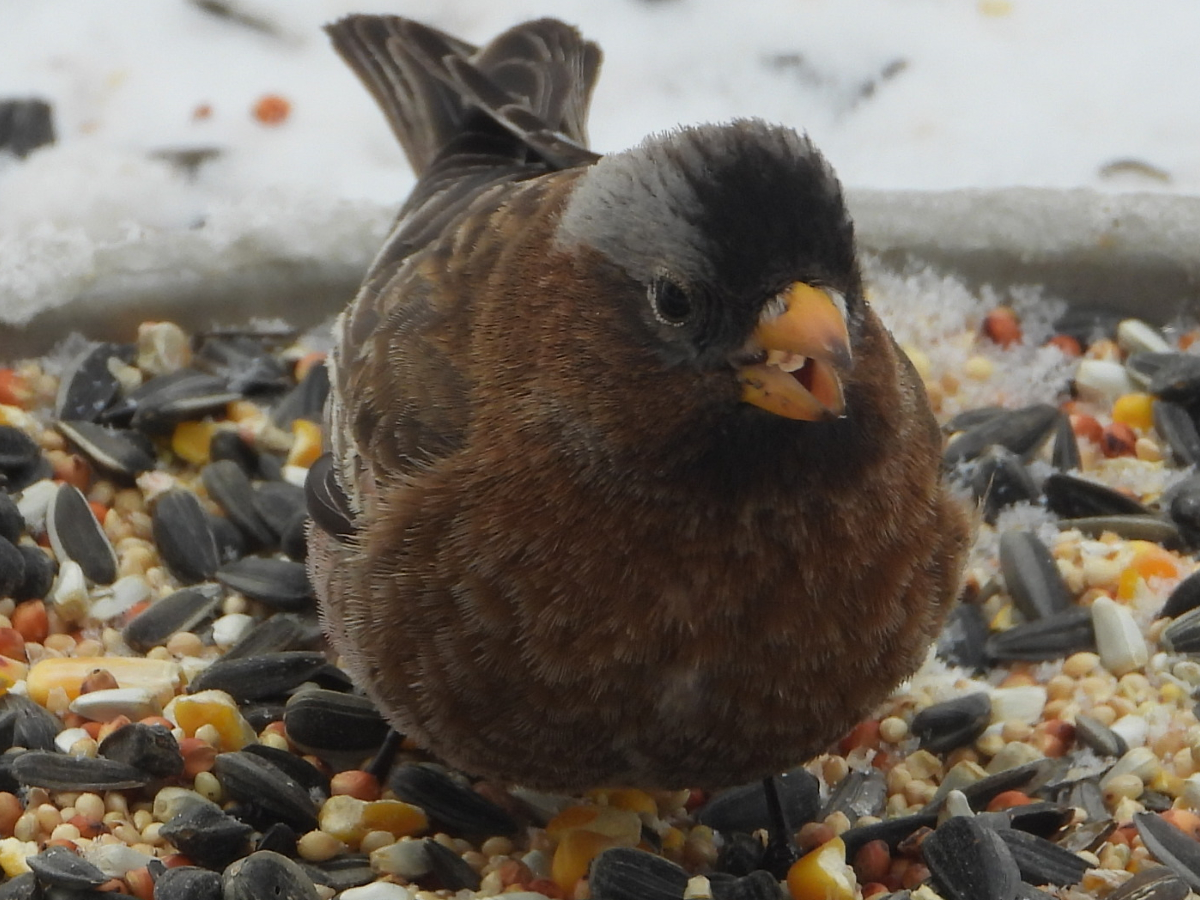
[{"left": 650, "top": 278, "right": 692, "bottom": 326}]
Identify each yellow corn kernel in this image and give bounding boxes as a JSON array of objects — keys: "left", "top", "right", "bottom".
[
  {"left": 787, "top": 836, "right": 855, "bottom": 900},
  {"left": 171, "top": 421, "right": 214, "bottom": 466},
  {"left": 169, "top": 690, "right": 256, "bottom": 751},
  {"left": 602, "top": 789, "right": 658, "bottom": 817},
  {"left": 320, "top": 795, "right": 428, "bottom": 846},
  {"left": 1130, "top": 542, "right": 1180, "bottom": 580},
  {"left": 225, "top": 400, "right": 261, "bottom": 423},
  {"left": 1112, "top": 392, "right": 1155, "bottom": 431},
  {"left": 661, "top": 826, "right": 685, "bottom": 852},
  {"left": 361, "top": 800, "right": 429, "bottom": 839},
  {"left": 26, "top": 657, "right": 179, "bottom": 706},
  {"left": 287, "top": 419, "right": 323, "bottom": 469},
  {"left": 546, "top": 805, "right": 641, "bottom": 846},
  {"left": 1116, "top": 567, "right": 1141, "bottom": 601},
  {"left": 552, "top": 829, "right": 616, "bottom": 893},
  {"left": 0, "top": 838, "right": 35, "bottom": 877},
  {"left": 0, "top": 658, "right": 28, "bottom": 696}
]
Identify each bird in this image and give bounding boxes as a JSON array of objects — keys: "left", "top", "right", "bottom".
[{"left": 306, "top": 13, "right": 973, "bottom": 792}]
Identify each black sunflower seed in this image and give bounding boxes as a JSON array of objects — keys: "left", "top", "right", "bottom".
[
  {"left": 1154, "top": 400, "right": 1200, "bottom": 467},
  {"left": 388, "top": 764, "right": 518, "bottom": 839},
  {"left": 242, "top": 743, "right": 330, "bottom": 801},
  {"left": 195, "top": 335, "right": 290, "bottom": 395},
  {"left": 151, "top": 490, "right": 219, "bottom": 584},
  {"left": 1074, "top": 713, "right": 1127, "bottom": 758},
  {"left": 188, "top": 651, "right": 338, "bottom": 701},
  {"left": 97, "top": 722, "right": 183, "bottom": 779},
  {"left": 160, "top": 803, "right": 254, "bottom": 871},
  {"left": 0, "top": 871, "right": 38, "bottom": 900},
  {"left": 55, "top": 420, "right": 155, "bottom": 479},
  {"left": 126, "top": 369, "right": 241, "bottom": 434},
  {"left": 26, "top": 844, "right": 108, "bottom": 889},
  {"left": 1148, "top": 354, "right": 1200, "bottom": 402},
  {"left": 122, "top": 585, "right": 222, "bottom": 652},
  {"left": 709, "top": 870, "right": 785, "bottom": 900},
  {"left": 999, "top": 531, "right": 1072, "bottom": 621},
  {"left": 1043, "top": 472, "right": 1150, "bottom": 519},
  {"left": 943, "top": 404, "right": 1060, "bottom": 468},
  {"left": 1107, "top": 865, "right": 1190, "bottom": 900},
  {"left": 152, "top": 866, "right": 223, "bottom": 900},
  {"left": 1167, "top": 476, "right": 1200, "bottom": 548},
  {"left": 840, "top": 812, "right": 938, "bottom": 858},
  {"left": 911, "top": 692, "right": 992, "bottom": 753},
  {"left": 284, "top": 689, "right": 390, "bottom": 756},
  {"left": 280, "top": 510, "right": 308, "bottom": 561},
  {"left": 0, "top": 695, "right": 61, "bottom": 751},
  {"left": 957, "top": 760, "right": 1056, "bottom": 812},
  {"left": 271, "top": 360, "right": 329, "bottom": 429},
  {"left": 13, "top": 544, "right": 56, "bottom": 602},
  {"left": 1160, "top": 569, "right": 1200, "bottom": 620},
  {"left": 222, "top": 612, "right": 322, "bottom": 659},
  {"left": 46, "top": 483, "right": 117, "bottom": 584},
  {"left": 922, "top": 816, "right": 1022, "bottom": 900},
  {"left": 1001, "top": 801, "right": 1076, "bottom": 840},
  {"left": 12, "top": 749, "right": 147, "bottom": 790},
  {"left": 819, "top": 767, "right": 886, "bottom": 823},
  {"left": 0, "top": 427, "right": 40, "bottom": 473},
  {"left": 717, "top": 832, "right": 765, "bottom": 877},
  {"left": 589, "top": 847, "right": 687, "bottom": 900},
  {"left": 968, "top": 447, "right": 1039, "bottom": 523},
  {"left": 696, "top": 768, "right": 820, "bottom": 835},
  {"left": 203, "top": 460, "right": 275, "bottom": 548},
  {"left": 298, "top": 855, "right": 375, "bottom": 893},
  {"left": 213, "top": 751, "right": 319, "bottom": 832},
  {"left": 253, "top": 481, "right": 306, "bottom": 539},
  {"left": 424, "top": 838, "right": 481, "bottom": 892},
  {"left": 995, "top": 827, "right": 1088, "bottom": 887},
  {"left": 208, "top": 512, "right": 246, "bottom": 564},
  {"left": 0, "top": 492, "right": 24, "bottom": 543},
  {"left": 1161, "top": 607, "right": 1200, "bottom": 654},
  {"left": 209, "top": 430, "right": 261, "bottom": 475},
  {"left": 936, "top": 603, "right": 990, "bottom": 671},
  {"left": 54, "top": 342, "right": 131, "bottom": 423},
  {"left": 1134, "top": 811, "right": 1200, "bottom": 891},
  {"left": 1050, "top": 412, "right": 1080, "bottom": 471},
  {"left": 215, "top": 557, "right": 313, "bottom": 610},
  {"left": 0, "top": 539, "right": 24, "bottom": 599},
  {"left": 1061, "top": 515, "right": 1181, "bottom": 545},
  {"left": 985, "top": 607, "right": 1095, "bottom": 662},
  {"left": 1125, "top": 351, "right": 1180, "bottom": 387}
]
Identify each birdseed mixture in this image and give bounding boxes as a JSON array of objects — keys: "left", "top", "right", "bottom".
[{"left": 0, "top": 262, "right": 1197, "bottom": 900}]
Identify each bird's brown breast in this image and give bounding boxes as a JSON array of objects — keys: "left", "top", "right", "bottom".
[{"left": 316, "top": 189, "right": 972, "bottom": 788}]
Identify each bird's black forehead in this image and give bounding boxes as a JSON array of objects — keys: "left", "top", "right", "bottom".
[{"left": 554, "top": 119, "right": 856, "bottom": 296}]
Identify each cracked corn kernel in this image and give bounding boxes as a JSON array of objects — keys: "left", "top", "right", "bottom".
[
  {"left": 552, "top": 829, "right": 616, "bottom": 893},
  {"left": 1111, "top": 393, "right": 1155, "bottom": 431},
  {"left": 26, "top": 657, "right": 178, "bottom": 705},
  {"left": 319, "top": 795, "right": 427, "bottom": 846},
  {"left": 171, "top": 421, "right": 214, "bottom": 466},
  {"left": 169, "top": 690, "right": 256, "bottom": 750},
  {"left": 287, "top": 419, "right": 322, "bottom": 469},
  {"left": 787, "top": 836, "right": 855, "bottom": 900}
]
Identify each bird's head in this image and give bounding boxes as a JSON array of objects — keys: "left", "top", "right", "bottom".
[{"left": 553, "top": 119, "right": 860, "bottom": 424}]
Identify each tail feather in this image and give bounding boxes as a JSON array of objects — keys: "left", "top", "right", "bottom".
[{"left": 326, "top": 15, "right": 602, "bottom": 176}]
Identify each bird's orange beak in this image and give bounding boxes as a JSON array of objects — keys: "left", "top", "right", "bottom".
[{"left": 737, "top": 282, "right": 852, "bottom": 421}]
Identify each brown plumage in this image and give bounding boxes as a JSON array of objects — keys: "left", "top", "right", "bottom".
[{"left": 306, "top": 14, "right": 973, "bottom": 791}]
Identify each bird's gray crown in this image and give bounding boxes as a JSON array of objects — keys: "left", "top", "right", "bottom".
[{"left": 553, "top": 120, "right": 830, "bottom": 289}]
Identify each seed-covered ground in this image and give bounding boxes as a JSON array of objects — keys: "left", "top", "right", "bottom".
[{"left": 0, "top": 267, "right": 1197, "bottom": 900}]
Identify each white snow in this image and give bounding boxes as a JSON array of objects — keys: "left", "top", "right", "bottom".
[{"left": 1, "top": 0, "right": 1198, "bottom": 337}]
